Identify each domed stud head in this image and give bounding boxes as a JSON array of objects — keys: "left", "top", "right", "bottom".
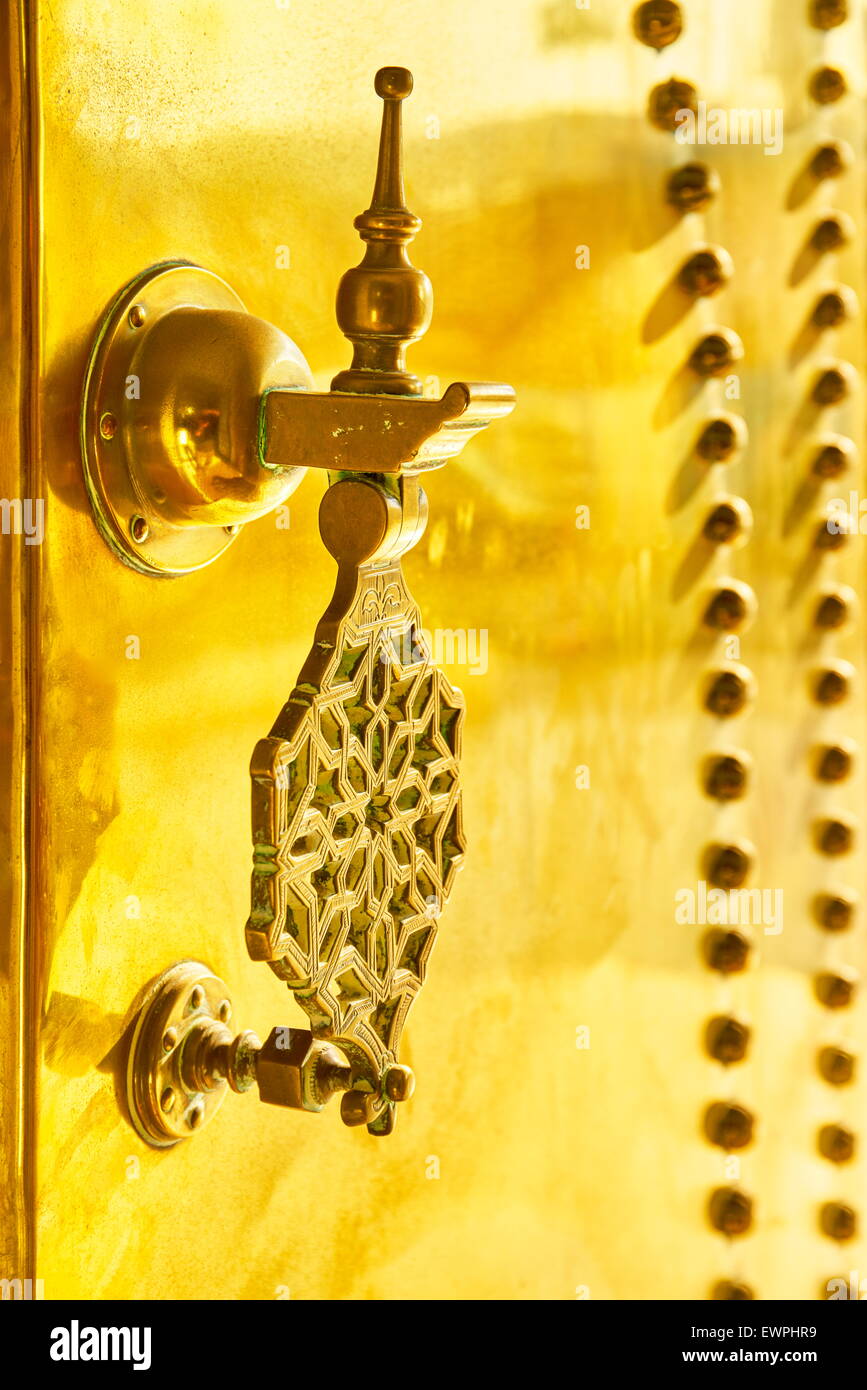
[{"left": 375, "top": 66, "right": 413, "bottom": 100}]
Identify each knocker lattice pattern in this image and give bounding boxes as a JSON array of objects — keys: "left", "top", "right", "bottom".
[{"left": 246, "top": 561, "right": 465, "bottom": 1080}]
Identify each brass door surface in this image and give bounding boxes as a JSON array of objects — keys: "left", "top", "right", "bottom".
[{"left": 2, "top": 0, "right": 866, "bottom": 1300}]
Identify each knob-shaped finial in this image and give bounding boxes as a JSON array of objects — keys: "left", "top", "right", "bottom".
[{"left": 331, "top": 67, "right": 432, "bottom": 396}]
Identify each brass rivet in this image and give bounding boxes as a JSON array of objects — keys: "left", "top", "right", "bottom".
[
  {"left": 814, "top": 591, "right": 852, "bottom": 631},
  {"left": 709, "top": 1186, "right": 753, "bottom": 1236},
  {"left": 809, "top": 0, "right": 848, "bottom": 29},
  {"left": 814, "top": 818, "right": 855, "bottom": 856},
  {"left": 128, "top": 304, "right": 146, "bottom": 329},
  {"left": 162, "top": 1027, "right": 178, "bottom": 1053},
  {"left": 99, "top": 412, "right": 117, "bottom": 440},
  {"left": 812, "top": 289, "right": 853, "bottom": 330},
  {"left": 677, "top": 247, "right": 733, "bottom": 298},
  {"left": 705, "top": 929, "right": 751, "bottom": 974},
  {"left": 812, "top": 440, "right": 851, "bottom": 479},
  {"left": 666, "top": 162, "right": 719, "bottom": 213},
  {"left": 810, "top": 141, "right": 851, "bottom": 180},
  {"left": 648, "top": 77, "right": 698, "bottom": 132},
  {"left": 129, "top": 515, "right": 149, "bottom": 544},
  {"left": 813, "top": 366, "right": 850, "bottom": 406},
  {"left": 160, "top": 1087, "right": 175, "bottom": 1113},
  {"left": 633, "top": 0, "right": 683, "bottom": 48},
  {"left": 812, "top": 664, "right": 852, "bottom": 706},
  {"left": 819, "top": 1124, "right": 856, "bottom": 1164},
  {"left": 703, "top": 584, "right": 753, "bottom": 632},
  {"left": 810, "top": 66, "right": 848, "bottom": 105},
  {"left": 816, "top": 971, "right": 857, "bottom": 1008},
  {"left": 696, "top": 415, "right": 746, "bottom": 463},
  {"left": 705, "top": 1102, "right": 755, "bottom": 1150},
  {"left": 689, "top": 330, "right": 743, "bottom": 378},
  {"left": 703, "top": 502, "right": 746, "bottom": 546},
  {"left": 190, "top": 985, "right": 205, "bottom": 1010},
  {"left": 813, "top": 892, "right": 856, "bottom": 932},
  {"left": 811, "top": 216, "right": 850, "bottom": 254},
  {"left": 703, "top": 754, "right": 749, "bottom": 801},
  {"left": 820, "top": 1201, "right": 858, "bottom": 1241},
  {"left": 705, "top": 1014, "right": 751, "bottom": 1064},
  {"left": 818, "top": 1045, "right": 856, "bottom": 1086},
  {"left": 814, "top": 744, "right": 854, "bottom": 783},
  {"left": 704, "top": 666, "right": 753, "bottom": 718},
  {"left": 705, "top": 842, "right": 752, "bottom": 889},
  {"left": 712, "top": 1279, "right": 755, "bottom": 1301}
]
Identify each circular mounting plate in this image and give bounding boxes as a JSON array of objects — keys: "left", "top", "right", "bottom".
[
  {"left": 81, "top": 261, "right": 245, "bottom": 577},
  {"left": 127, "top": 960, "right": 234, "bottom": 1147}
]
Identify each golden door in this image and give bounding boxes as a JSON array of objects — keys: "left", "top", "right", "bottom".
[{"left": 2, "top": 0, "right": 866, "bottom": 1301}]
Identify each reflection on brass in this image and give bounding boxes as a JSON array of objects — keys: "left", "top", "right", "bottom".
[
  {"left": 633, "top": 0, "right": 683, "bottom": 49},
  {"left": 666, "top": 162, "right": 719, "bottom": 212},
  {"left": 709, "top": 1186, "right": 753, "bottom": 1236},
  {"left": 809, "top": 66, "right": 848, "bottom": 105},
  {"left": 705, "top": 1015, "right": 751, "bottom": 1064},
  {"left": 677, "top": 247, "right": 733, "bottom": 298},
  {"left": 648, "top": 78, "right": 698, "bottom": 132},
  {"left": 813, "top": 893, "right": 855, "bottom": 932}
]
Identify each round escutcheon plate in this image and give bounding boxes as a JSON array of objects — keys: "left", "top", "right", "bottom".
[
  {"left": 127, "top": 960, "right": 234, "bottom": 1147},
  {"left": 80, "top": 261, "right": 246, "bottom": 576}
]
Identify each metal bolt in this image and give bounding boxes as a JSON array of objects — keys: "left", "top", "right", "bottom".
[
  {"left": 648, "top": 78, "right": 698, "bottom": 132},
  {"left": 815, "top": 744, "right": 853, "bottom": 783},
  {"left": 812, "top": 665, "right": 851, "bottom": 706},
  {"left": 696, "top": 416, "right": 745, "bottom": 463},
  {"left": 705, "top": 929, "right": 751, "bottom": 975},
  {"left": 190, "top": 985, "right": 205, "bottom": 1010},
  {"left": 705, "top": 1102, "right": 755, "bottom": 1150},
  {"left": 815, "top": 513, "right": 850, "bottom": 551},
  {"left": 706, "top": 842, "right": 752, "bottom": 889},
  {"left": 811, "top": 216, "right": 849, "bottom": 254},
  {"left": 705, "top": 1015, "right": 751, "bottom": 1064},
  {"left": 709, "top": 1186, "right": 753, "bottom": 1236},
  {"left": 703, "top": 502, "right": 745, "bottom": 546},
  {"left": 704, "top": 755, "right": 749, "bottom": 801},
  {"left": 128, "top": 304, "right": 146, "bottom": 329},
  {"left": 689, "top": 330, "right": 743, "bottom": 378},
  {"left": 678, "top": 247, "right": 733, "bottom": 298},
  {"left": 812, "top": 442, "right": 850, "bottom": 479},
  {"left": 815, "top": 818, "right": 854, "bottom": 857},
  {"left": 819, "top": 1124, "right": 856, "bottom": 1164},
  {"left": 810, "top": 66, "right": 847, "bottom": 105},
  {"left": 704, "top": 668, "right": 751, "bottom": 718},
  {"left": 816, "top": 971, "right": 856, "bottom": 1008},
  {"left": 666, "top": 162, "right": 719, "bottom": 213},
  {"left": 818, "top": 1046, "right": 856, "bottom": 1086},
  {"left": 810, "top": 141, "right": 851, "bottom": 180},
  {"left": 812, "top": 366, "right": 850, "bottom": 405},
  {"left": 633, "top": 0, "right": 683, "bottom": 49},
  {"left": 813, "top": 893, "right": 855, "bottom": 932},
  {"left": 704, "top": 585, "right": 752, "bottom": 632},
  {"left": 162, "top": 1028, "right": 178, "bottom": 1053},
  {"left": 809, "top": 0, "right": 848, "bottom": 29},
  {"left": 99, "top": 412, "right": 117, "bottom": 440},
  {"left": 814, "top": 592, "right": 851, "bottom": 631},
  {"left": 383, "top": 1063, "right": 416, "bottom": 1103},
  {"left": 218, "top": 999, "right": 232, "bottom": 1023},
  {"left": 160, "top": 1087, "right": 175, "bottom": 1113},
  {"left": 820, "top": 1201, "right": 857, "bottom": 1241},
  {"left": 812, "top": 290, "right": 852, "bottom": 330},
  {"left": 129, "top": 515, "right": 149, "bottom": 544}
]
